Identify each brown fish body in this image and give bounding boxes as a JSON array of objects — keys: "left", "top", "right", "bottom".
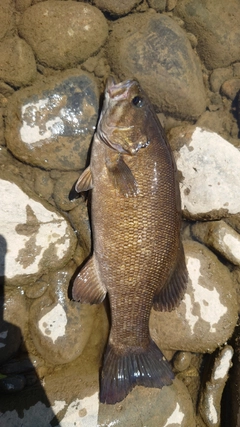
[{"left": 73, "top": 79, "right": 187, "bottom": 404}]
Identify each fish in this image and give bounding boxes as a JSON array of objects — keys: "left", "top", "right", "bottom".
[{"left": 72, "top": 77, "right": 188, "bottom": 404}]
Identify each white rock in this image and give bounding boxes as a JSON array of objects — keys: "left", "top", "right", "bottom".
[
  {"left": 0, "top": 173, "right": 77, "bottom": 285},
  {"left": 174, "top": 126, "right": 240, "bottom": 219}
]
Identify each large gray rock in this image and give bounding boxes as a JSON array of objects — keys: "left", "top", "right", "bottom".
[
  {"left": 175, "top": 0, "right": 240, "bottom": 69},
  {"left": 107, "top": 10, "right": 206, "bottom": 120},
  {"left": 18, "top": 1, "right": 108, "bottom": 69},
  {"left": 170, "top": 126, "right": 240, "bottom": 220},
  {"left": 150, "top": 240, "right": 238, "bottom": 353},
  {"left": 5, "top": 71, "right": 99, "bottom": 171},
  {"left": 0, "top": 170, "right": 77, "bottom": 286}
]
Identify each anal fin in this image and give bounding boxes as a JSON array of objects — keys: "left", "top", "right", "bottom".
[
  {"left": 72, "top": 256, "right": 106, "bottom": 304},
  {"left": 153, "top": 242, "right": 188, "bottom": 312},
  {"left": 100, "top": 340, "right": 174, "bottom": 404}
]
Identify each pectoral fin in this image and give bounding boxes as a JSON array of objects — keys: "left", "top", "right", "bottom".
[
  {"left": 106, "top": 154, "right": 138, "bottom": 197},
  {"left": 72, "top": 256, "right": 106, "bottom": 304},
  {"left": 75, "top": 166, "right": 93, "bottom": 193},
  {"left": 153, "top": 243, "right": 188, "bottom": 312}
]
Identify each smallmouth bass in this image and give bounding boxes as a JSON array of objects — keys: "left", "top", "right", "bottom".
[{"left": 72, "top": 77, "right": 188, "bottom": 404}]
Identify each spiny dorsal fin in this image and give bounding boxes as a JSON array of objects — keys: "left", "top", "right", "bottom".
[
  {"left": 75, "top": 166, "right": 93, "bottom": 193},
  {"left": 106, "top": 154, "right": 138, "bottom": 197},
  {"left": 153, "top": 242, "right": 188, "bottom": 312},
  {"left": 72, "top": 256, "right": 106, "bottom": 304}
]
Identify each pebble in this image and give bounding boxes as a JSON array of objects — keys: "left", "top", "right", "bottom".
[
  {"left": 0, "top": 36, "right": 37, "bottom": 87},
  {"left": 175, "top": 0, "right": 240, "bottom": 69},
  {"left": 171, "top": 125, "right": 240, "bottom": 220},
  {"left": 209, "top": 67, "right": 233, "bottom": 93},
  {"left": 173, "top": 351, "right": 192, "bottom": 372},
  {"left": 0, "top": 375, "right": 26, "bottom": 394},
  {"left": 18, "top": 1, "right": 108, "bottom": 69},
  {"left": 221, "top": 78, "right": 240, "bottom": 100},
  {"left": 107, "top": 11, "right": 206, "bottom": 119},
  {"left": 192, "top": 220, "right": 240, "bottom": 267},
  {"left": 5, "top": 71, "right": 99, "bottom": 171},
  {"left": 0, "top": 170, "right": 77, "bottom": 286},
  {"left": 150, "top": 240, "right": 238, "bottom": 353}
]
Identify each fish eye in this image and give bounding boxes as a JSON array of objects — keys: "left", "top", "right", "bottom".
[{"left": 132, "top": 96, "right": 144, "bottom": 108}]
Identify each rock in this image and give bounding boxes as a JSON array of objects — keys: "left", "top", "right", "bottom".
[
  {"left": 93, "top": 0, "right": 141, "bottom": 16},
  {"left": 170, "top": 126, "right": 240, "bottom": 220},
  {"left": 18, "top": 1, "right": 108, "bottom": 69},
  {"left": 5, "top": 71, "right": 99, "bottom": 171},
  {"left": 68, "top": 202, "right": 91, "bottom": 255},
  {"left": 29, "top": 263, "right": 98, "bottom": 365},
  {"left": 150, "top": 240, "right": 238, "bottom": 353},
  {"left": 221, "top": 78, "right": 240, "bottom": 101},
  {"left": 15, "top": 0, "right": 32, "bottom": 13},
  {"left": 33, "top": 169, "right": 54, "bottom": 203},
  {"left": 192, "top": 220, "right": 240, "bottom": 267},
  {"left": 0, "top": 36, "right": 37, "bottom": 87},
  {"left": 198, "top": 345, "right": 233, "bottom": 427},
  {"left": 0, "top": 170, "right": 77, "bottom": 286},
  {"left": 107, "top": 11, "right": 206, "bottom": 120},
  {"left": 173, "top": 351, "right": 192, "bottom": 372},
  {"left": 98, "top": 379, "right": 196, "bottom": 427},
  {"left": 53, "top": 172, "right": 81, "bottom": 211},
  {"left": 0, "top": 0, "right": 15, "bottom": 40},
  {"left": 0, "top": 286, "right": 27, "bottom": 365},
  {"left": 175, "top": 0, "right": 240, "bottom": 69},
  {"left": 209, "top": 67, "right": 233, "bottom": 93},
  {"left": 147, "top": 0, "right": 167, "bottom": 12}
]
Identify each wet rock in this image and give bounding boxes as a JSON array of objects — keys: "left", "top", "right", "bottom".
[
  {"left": 150, "top": 240, "right": 238, "bottom": 353},
  {"left": 0, "top": 36, "right": 37, "bottom": 87},
  {"left": 0, "top": 170, "right": 77, "bottom": 286},
  {"left": 221, "top": 78, "right": 240, "bottom": 101},
  {"left": 0, "top": 0, "right": 15, "bottom": 40},
  {"left": 170, "top": 125, "right": 240, "bottom": 220},
  {"left": 18, "top": 1, "right": 108, "bottom": 69},
  {"left": 173, "top": 351, "right": 192, "bottom": 372},
  {"left": 198, "top": 345, "right": 233, "bottom": 427},
  {"left": 107, "top": 11, "right": 206, "bottom": 120},
  {"left": 192, "top": 220, "right": 240, "bottom": 267},
  {"left": 93, "top": 0, "right": 141, "bottom": 16},
  {"left": 29, "top": 263, "right": 97, "bottom": 365},
  {"left": 175, "top": 0, "right": 240, "bottom": 69},
  {"left": 98, "top": 379, "right": 196, "bottom": 426},
  {"left": 0, "top": 286, "right": 27, "bottom": 365},
  {"left": 5, "top": 71, "right": 99, "bottom": 171},
  {"left": 25, "top": 277, "right": 48, "bottom": 299},
  {"left": 0, "top": 375, "right": 26, "bottom": 394},
  {"left": 53, "top": 172, "right": 81, "bottom": 211}
]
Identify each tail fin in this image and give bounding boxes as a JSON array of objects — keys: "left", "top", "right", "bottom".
[{"left": 100, "top": 340, "right": 174, "bottom": 404}]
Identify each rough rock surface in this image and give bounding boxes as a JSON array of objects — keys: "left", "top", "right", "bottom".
[
  {"left": 5, "top": 71, "right": 99, "bottom": 171},
  {"left": 0, "top": 37, "right": 37, "bottom": 87},
  {"left": 0, "top": 171, "right": 77, "bottom": 286},
  {"left": 150, "top": 240, "right": 238, "bottom": 353},
  {"left": 107, "top": 11, "right": 206, "bottom": 119},
  {"left": 175, "top": 0, "right": 240, "bottom": 69},
  {"left": 18, "top": 1, "right": 108, "bottom": 69},
  {"left": 29, "top": 264, "right": 98, "bottom": 365},
  {"left": 170, "top": 126, "right": 240, "bottom": 220},
  {"left": 192, "top": 220, "right": 240, "bottom": 267},
  {"left": 0, "top": 0, "right": 15, "bottom": 40}
]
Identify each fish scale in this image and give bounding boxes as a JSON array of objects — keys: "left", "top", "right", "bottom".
[{"left": 72, "top": 78, "right": 188, "bottom": 404}]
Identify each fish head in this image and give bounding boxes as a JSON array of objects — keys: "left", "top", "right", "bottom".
[{"left": 98, "top": 77, "right": 151, "bottom": 155}]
